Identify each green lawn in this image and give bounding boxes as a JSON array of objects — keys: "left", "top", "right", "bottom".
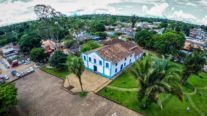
[
  {"left": 98, "top": 67, "right": 207, "bottom": 116},
  {"left": 110, "top": 70, "right": 139, "bottom": 88},
  {"left": 40, "top": 66, "right": 70, "bottom": 79}
]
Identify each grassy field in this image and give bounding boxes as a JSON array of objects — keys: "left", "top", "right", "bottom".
[
  {"left": 40, "top": 66, "right": 70, "bottom": 79},
  {"left": 98, "top": 67, "right": 207, "bottom": 116}
]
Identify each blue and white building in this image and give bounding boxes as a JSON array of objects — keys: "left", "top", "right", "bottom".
[{"left": 81, "top": 39, "right": 144, "bottom": 78}]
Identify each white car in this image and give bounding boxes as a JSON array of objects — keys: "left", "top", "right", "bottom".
[
  {"left": 26, "top": 67, "right": 34, "bottom": 73},
  {"left": 0, "top": 75, "right": 9, "bottom": 80},
  {"left": 16, "top": 72, "right": 22, "bottom": 78}
]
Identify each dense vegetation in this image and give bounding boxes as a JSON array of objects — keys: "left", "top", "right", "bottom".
[
  {"left": 0, "top": 14, "right": 199, "bottom": 49},
  {"left": 0, "top": 83, "right": 17, "bottom": 115},
  {"left": 135, "top": 29, "right": 185, "bottom": 55}
]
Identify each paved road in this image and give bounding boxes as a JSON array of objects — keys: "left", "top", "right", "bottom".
[{"left": 14, "top": 69, "right": 141, "bottom": 116}]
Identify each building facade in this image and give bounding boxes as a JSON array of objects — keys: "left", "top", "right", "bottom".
[{"left": 81, "top": 39, "right": 144, "bottom": 78}]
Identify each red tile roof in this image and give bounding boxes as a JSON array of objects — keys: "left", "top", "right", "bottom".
[{"left": 86, "top": 39, "right": 143, "bottom": 63}]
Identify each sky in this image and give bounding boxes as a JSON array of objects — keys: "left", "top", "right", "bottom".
[{"left": 0, "top": 0, "right": 207, "bottom": 26}]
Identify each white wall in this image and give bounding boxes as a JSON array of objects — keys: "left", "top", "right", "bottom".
[
  {"left": 82, "top": 52, "right": 112, "bottom": 77},
  {"left": 82, "top": 51, "right": 144, "bottom": 78},
  {"left": 104, "top": 61, "right": 111, "bottom": 77},
  {"left": 111, "top": 53, "right": 136, "bottom": 76}
]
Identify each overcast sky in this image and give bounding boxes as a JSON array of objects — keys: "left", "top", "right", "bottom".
[{"left": 0, "top": 0, "right": 207, "bottom": 26}]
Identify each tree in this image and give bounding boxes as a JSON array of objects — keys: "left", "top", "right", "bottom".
[
  {"left": 89, "top": 21, "right": 105, "bottom": 32},
  {"left": 159, "top": 21, "right": 168, "bottom": 28},
  {"left": 154, "top": 30, "right": 185, "bottom": 55},
  {"left": 80, "top": 41, "right": 101, "bottom": 52},
  {"left": 182, "top": 50, "right": 206, "bottom": 83},
  {"left": 49, "top": 51, "right": 67, "bottom": 70},
  {"left": 134, "top": 29, "right": 154, "bottom": 49},
  {"left": 131, "top": 55, "right": 183, "bottom": 109},
  {"left": 131, "top": 15, "right": 137, "bottom": 28},
  {"left": 67, "top": 56, "right": 85, "bottom": 92},
  {"left": 64, "top": 39, "right": 76, "bottom": 49},
  {"left": 30, "top": 48, "right": 46, "bottom": 62},
  {"left": 94, "top": 32, "right": 107, "bottom": 39},
  {"left": 34, "top": 4, "right": 70, "bottom": 42},
  {"left": 18, "top": 33, "right": 41, "bottom": 54},
  {"left": 0, "top": 83, "right": 17, "bottom": 115}
]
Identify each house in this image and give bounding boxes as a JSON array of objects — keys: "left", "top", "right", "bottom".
[
  {"left": 189, "top": 28, "right": 207, "bottom": 41},
  {"left": 183, "top": 39, "right": 203, "bottom": 51},
  {"left": 41, "top": 40, "right": 57, "bottom": 54},
  {"left": 81, "top": 39, "right": 144, "bottom": 78},
  {"left": 1, "top": 43, "right": 19, "bottom": 58}
]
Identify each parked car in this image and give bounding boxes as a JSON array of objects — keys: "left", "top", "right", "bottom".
[
  {"left": 15, "top": 67, "right": 35, "bottom": 78},
  {"left": 16, "top": 72, "right": 22, "bottom": 78},
  {"left": 0, "top": 75, "right": 9, "bottom": 80},
  {"left": 25, "top": 67, "right": 34, "bottom": 73},
  {"left": 11, "top": 70, "right": 17, "bottom": 76}
]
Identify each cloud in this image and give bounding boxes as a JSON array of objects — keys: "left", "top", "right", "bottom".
[
  {"left": 0, "top": 0, "right": 121, "bottom": 26},
  {"left": 186, "top": 2, "right": 197, "bottom": 7},
  {"left": 143, "top": 3, "right": 169, "bottom": 17},
  {"left": 171, "top": 10, "right": 197, "bottom": 20},
  {"left": 0, "top": 0, "right": 206, "bottom": 26},
  {"left": 201, "top": 15, "right": 207, "bottom": 25}
]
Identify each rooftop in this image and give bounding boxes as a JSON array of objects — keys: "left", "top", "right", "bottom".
[{"left": 86, "top": 39, "right": 143, "bottom": 63}]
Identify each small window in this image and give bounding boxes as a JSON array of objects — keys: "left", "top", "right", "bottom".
[
  {"left": 115, "top": 63, "right": 118, "bottom": 66},
  {"left": 89, "top": 57, "right": 91, "bottom": 62},
  {"left": 125, "top": 58, "right": 127, "bottom": 60},
  {"left": 83, "top": 56, "right": 86, "bottom": 61},
  {"left": 124, "top": 63, "right": 126, "bottom": 66},
  {"left": 99, "top": 61, "right": 102, "bottom": 65},
  {"left": 94, "top": 59, "right": 96, "bottom": 63},
  {"left": 115, "top": 68, "right": 117, "bottom": 73},
  {"left": 106, "top": 63, "right": 109, "bottom": 68}
]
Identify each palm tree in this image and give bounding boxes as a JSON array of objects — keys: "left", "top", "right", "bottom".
[
  {"left": 182, "top": 50, "right": 206, "bottom": 84},
  {"left": 131, "top": 55, "right": 183, "bottom": 109},
  {"left": 67, "top": 56, "right": 85, "bottom": 92},
  {"left": 131, "top": 15, "right": 137, "bottom": 28}
]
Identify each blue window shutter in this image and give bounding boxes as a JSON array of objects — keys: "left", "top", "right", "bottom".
[
  {"left": 106, "top": 63, "right": 109, "bottom": 68},
  {"left": 99, "top": 61, "right": 102, "bottom": 65}
]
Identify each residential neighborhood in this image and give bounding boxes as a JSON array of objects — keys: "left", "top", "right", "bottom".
[{"left": 0, "top": 2, "right": 207, "bottom": 116}]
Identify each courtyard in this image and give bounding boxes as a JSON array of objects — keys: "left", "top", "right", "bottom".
[
  {"left": 14, "top": 69, "right": 140, "bottom": 116},
  {"left": 64, "top": 70, "right": 111, "bottom": 92}
]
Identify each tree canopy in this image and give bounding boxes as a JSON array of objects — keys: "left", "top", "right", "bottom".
[
  {"left": 155, "top": 30, "right": 185, "bottom": 55},
  {"left": 135, "top": 29, "right": 185, "bottom": 55},
  {"left": 135, "top": 29, "right": 155, "bottom": 49},
  {"left": 0, "top": 83, "right": 17, "bottom": 115},
  {"left": 49, "top": 51, "right": 67, "bottom": 70},
  {"left": 67, "top": 56, "right": 85, "bottom": 92},
  {"left": 89, "top": 21, "right": 105, "bottom": 32},
  {"left": 30, "top": 48, "right": 47, "bottom": 62},
  {"left": 131, "top": 54, "right": 183, "bottom": 108},
  {"left": 80, "top": 40, "right": 101, "bottom": 52},
  {"left": 182, "top": 50, "right": 206, "bottom": 83},
  {"left": 18, "top": 33, "right": 41, "bottom": 54}
]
